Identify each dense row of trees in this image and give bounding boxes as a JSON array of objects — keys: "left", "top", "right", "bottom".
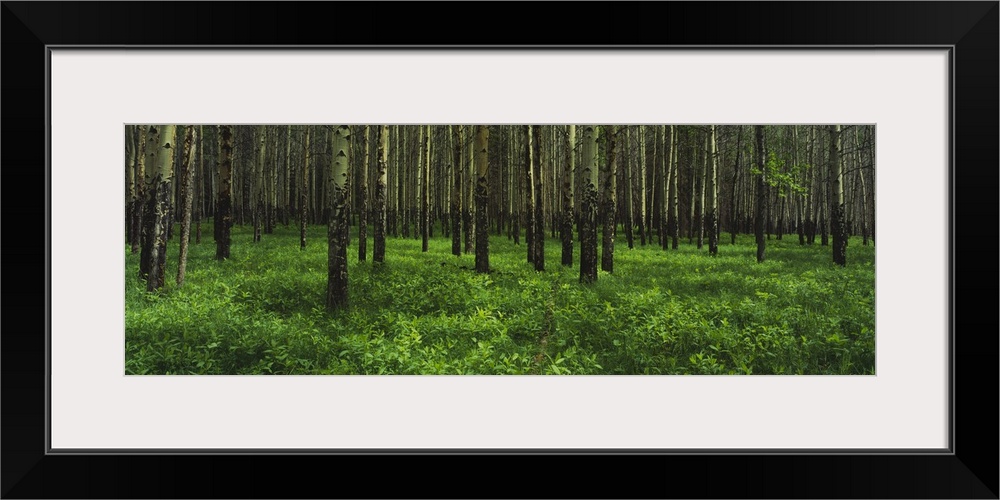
[{"left": 125, "top": 124, "right": 875, "bottom": 309}]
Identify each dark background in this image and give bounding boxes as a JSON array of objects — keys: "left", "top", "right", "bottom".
[{"left": 2, "top": 2, "right": 996, "bottom": 498}]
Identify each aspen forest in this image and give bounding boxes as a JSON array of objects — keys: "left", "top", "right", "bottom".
[{"left": 125, "top": 124, "right": 876, "bottom": 375}]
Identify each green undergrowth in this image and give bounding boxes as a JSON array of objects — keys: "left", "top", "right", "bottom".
[{"left": 126, "top": 221, "right": 875, "bottom": 375}]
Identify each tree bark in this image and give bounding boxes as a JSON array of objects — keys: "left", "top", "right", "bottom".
[
  {"left": 601, "top": 126, "right": 618, "bottom": 273},
  {"left": 532, "top": 125, "right": 545, "bottom": 271},
  {"left": 729, "top": 126, "right": 742, "bottom": 245},
  {"left": 143, "top": 125, "right": 176, "bottom": 291},
  {"left": 524, "top": 125, "right": 535, "bottom": 265},
  {"left": 623, "top": 126, "right": 635, "bottom": 249},
  {"left": 706, "top": 125, "right": 719, "bottom": 256},
  {"left": 697, "top": 129, "right": 707, "bottom": 249},
  {"left": 327, "top": 125, "right": 351, "bottom": 309},
  {"left": 637, "top": 125, "right": 647, "bottom": 246},
  {"left": 657, "top": 126, "right": 677, "bottom": 250},
  {"left": 300, "top": 126, "right": 310, "bottom": 250},
  {"left": 358, "top": 125, "right": 370, "bottom": 262},
  {"left": 195, "top": 125, "right": 204, "bottom": 244},
  {"left": 561, "top": 125, "right": 575, "bottom": 267},
  {"left": 474, "top": 125, "right": 490, "bottom": 273},
  {"left": 176, "top": 125, "right": 195, "bottom": 286},
  {"left": 131, "top": 127, "right": 146, "bottom": 254},
  {"left": 215, "top": 125, "right": 233, "bottom": 260},
  {"left": 579, "top": 125, "right": 599, "bottom": 283},
  {"left": 451, "top": 125, "right": 463, "bottom": 256},
  {"left": 374, "top": 125, "right": 388, "bottom": 263},
  {"left": 755, "top": 125, "right": 766, "bottom": 263},
  {"left": 669, "top": 125, "right": 680, "bottom": 250},
  {"left": 421, "top": 125, "right": 430, "bottom": 252},
  {"left": 830, "top": 124, "right": 847, "bottom": 266},
  {"left": 253, "top": 126, "right": 266, "bottom": 243},
  {"left": 465, "top": 125, "right": 475, "bottom": 254}
]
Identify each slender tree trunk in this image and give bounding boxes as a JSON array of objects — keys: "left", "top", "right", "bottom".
[
  {"left": 244, "top": 130, "right": 254, "bottom": 226},
  {"left": 623, "top": 127, "right": 635, "bottom": 250},
  {"left": 176, "top": 125, "right": 196, "bottom": 286},
  {"left": 474, "top": 125, "right": 490, "bottom": 273},
  {"left": 601, "top": 126, "right": 618, "bottom": 273},
  {"left": 532, "top": 125, "right": 545, "bottom": 271},
  {"left": 729, "top": 126, "right": 742, "bottom": 245},
  {"left": 126, "top": 126, "right": 135, "bottom": 246},
  {"left": 830, "top": 124, "right": 846, "bottom": 265},
  {"left": 637, "top": 125, "right": 647, "bottom": 246},
  {"left": 561, "top": 125, "right": 575, "bottom": 266},
  {"left": 806, "top": 125, "right": 817, "bottom": 244},
  {"left": 649, "top": 127, "right": 659, "bottom": 245},
  {"left": 131, "top": 128, "right": 146, "bottom": 254},
  {"left": 283, "top": 125, "right": 292, "bottom": 226},
  {"left": 253, "top": 126, "right": 265, "bottom": 242},
  {"left": 512, "top": 128, "right": 521, "bottom": 246},
  {"left": 660, "top": 125, "right": 671, "bottom": 251},
  {"left": 854, "top": 127, "right": 870, "bottom": 246},
  {"left": 195, "top": 125, "right": 204, "bottom": 245},
  {"left": 327, "top": 125, "right": 351, "bottom": 309},
  {"left": 421, "top": 125, "right": 430, "bottom": 252},
  {"left": 374, "top": 125, "right": 388, "bottom": 263},
  {"left": 215, "top": 125, "right": 233, "bottom": 260},
  {"left": 793, "top": 126, "right": 805, "bottom": 245},
  {"left": 649, "top": 125, "right": 668, "bottom": 247},
  {"left": 143, "top": 125, "right": 176, "bottom": 291},
  {"left": 689, "top": 134, "right": 697, "bottom": 244},
  {"left": 465, "top": 126, "right": 475, "bottom": 254},
  {"left": 300, "top": 126, "right": 310, "bottom": 250},
  {"left": 697, "top": 130, "right": 707, "bottom": 249},
  {"left": 139, "top": 126, "right": 155, "bottom": 277},
  {"left": 358, "top": 125, "right": 370, "bottom": 261},
  {"left": 266, "top": 127, "right": 276, "bottom": 235},
  {"left": 707, "top": 125, "right": 719, "bottom": 256},
  {"left": 550, "top": 127, "right": 558, "bottom": 239},
  {"left": 669, "top": 125, "right": 680, "bottom": 250},
  {"left": 579, "top": 125, "right": 599, "bottom": 283},
  {"left": 451, "top": 125, "right": 463, "bottom": 256},
  {"left": 524, "top": 125, "right": 535, "bottom": 265},
  {"left": 818, "top": 126, "right": 829, "bottom": 246},
  {"left": 755, "top": 125, "right": 766, "bottom": 263}
]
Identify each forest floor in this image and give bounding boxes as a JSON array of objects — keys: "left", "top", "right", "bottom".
[{"left": 126, "top": 221, "right": 875, "bottom": 375}]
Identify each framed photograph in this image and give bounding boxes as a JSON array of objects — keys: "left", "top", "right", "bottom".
[{"left": 4, "top": 2, "right": 996, "bottom": 498}]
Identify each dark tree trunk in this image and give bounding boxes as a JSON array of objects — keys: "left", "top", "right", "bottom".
[
  {"left": 130, "top": 199, "right": 142, "bottom": 254},
  {"left": 451, "top": 125, "right": 463, "bottom": 257},
  {"left": 421, "top": 126, "right": 430, "bottom": 253},
  {"left": 524, "top": 126, "right": 534, "bottom": 265},
  {"left": 532, "top": 125, "right": 545, "bottom": 271},
  {"left": 216, "top": 125, "right": 233, "bottom": 260},
  {"left": 579, "top": 126, "right": 599, "bottom": 283},
  {"left": 561, "top": 125, "right": 575, "bottom": 267},
  {"left": 374, "top": 125, "right": 388, "bottom": 263},
  {"left": 300, "top": 126, "right": 310, "bottom": 250},
  {"left": 623, "top": 128, "right": 635, "bottom": 250},
  {"left": 176, "top": 125, "right": 195, "bottom": 286},
  {"left": 358, "top": 126, "right": 369, "bottom": 262},
  {"left": 729, "top": 126, "right": 742, "bottom": 245},
  {"left": 601, "top": 126, "right": 618, "bottom": 274},
  {"left": 754, "top": 125, "right": 766, "bottom": 263},
  {"left": 474, "top": 126, "right": 490, "bottom": 273},
  {"left": 140, "top": 192, "right": 155, "bottom": 279},
  {"left": 830, "top": 125, "right": 847, "bottom": 266}
]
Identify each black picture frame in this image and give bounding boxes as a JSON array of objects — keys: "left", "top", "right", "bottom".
[{"left": 3, "top": 2, "right": 996, "bottom": 498}]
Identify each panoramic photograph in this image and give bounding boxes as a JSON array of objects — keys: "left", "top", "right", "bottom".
[{"left": 125, "top": 124, "right": 875, "bottom": 375}]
